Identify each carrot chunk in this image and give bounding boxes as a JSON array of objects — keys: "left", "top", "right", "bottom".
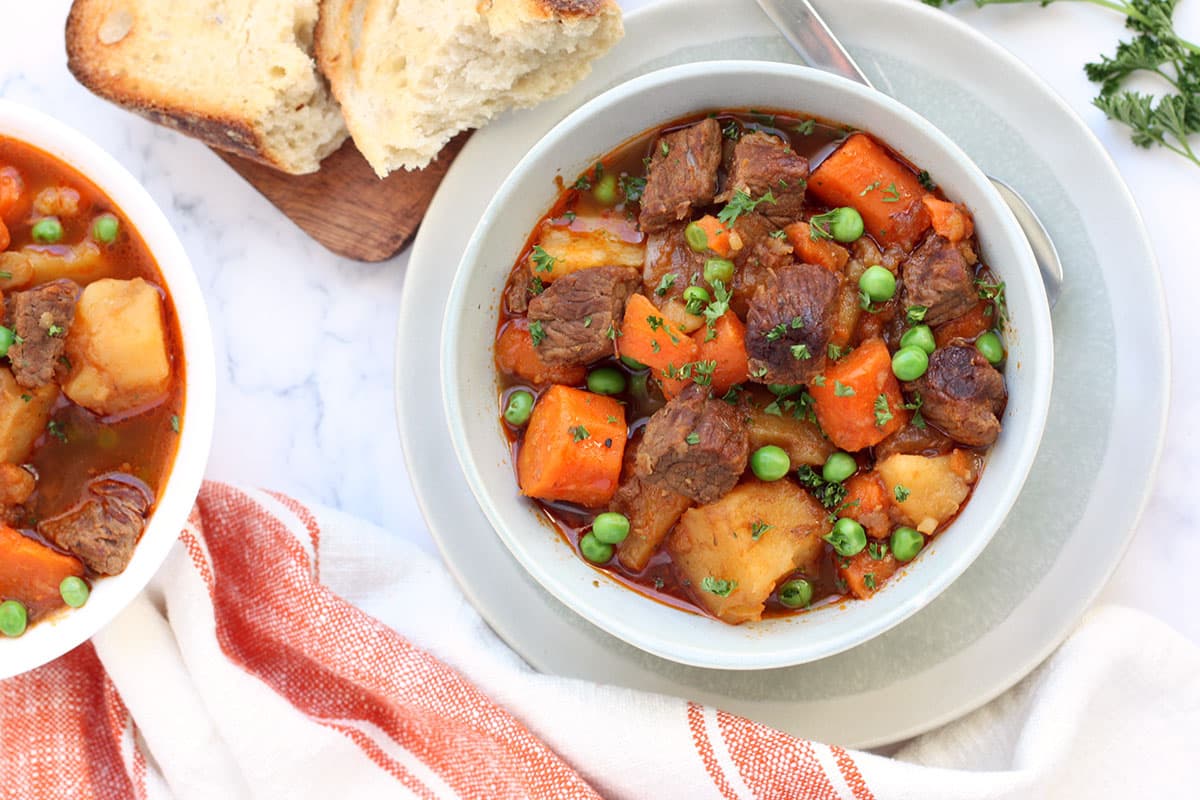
[
  {"left": 784, "top": 221, "right": 850, "bottom": 273},
  {"left": 808, "top": 134, "right": 931, "bottom": 250},
  {"left": 0, "top": 219, "right": 9, "bottom": 252},
  {"left": 517, "top": 385, "right": 627, "bottom": 507},
  {"left": 922, "top": 195, "right": 974, "bottom": 244},
  {"left": 0, "top": 167, "right": 21, "bottom": 222},
  {"left": 691, "top": 214, "right": 733, "bottom": 257},
  {"left": 0, "top": 525, "right": 84, "bottom": 619},
  {"left": 692, "top": 311, "right": 749, "bottom": 394},
  {"left": 618, "top": 293, "right": 699, "bottom": 398},
  {"left": 838, "top": 548, "right": 900, "bottom": 599},
  {"left": 842, "top": 472, "right": 893, "bottom": 540},
  {"left": 933, "top": 301, "right": 993, "bottom": 349},
  {"left": 495, "top": 320, "right": 587, "bottom": 387},
  {"left": 810, "top": 338, "right": 907, "bottom": 451}
]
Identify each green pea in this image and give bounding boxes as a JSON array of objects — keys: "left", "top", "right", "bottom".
[
  {"left": 858, "top": 265, "right": 897, "bottom": 303},
  {"left": 899, "top": 324, "right": 936, "bottom": 355},
  {"left": 0, "top": 326, "right": 14, "bottom": 358},
  {"left": 891, "top": 346, "right": 929, "bottom": 381},
  {"left": 825, "top": 517, "right": 867, "bottom": 557},
  {"left": 778, "top": 578, "right": 814, "bottom": 609},
  {"left": 890, "top": 526, "right": 925, "bottom": 562},
  {"left": 768, "top": 383, "right": 799, "bottom": 397},
  {"left": 503, "top": 390, "right": 534, "bottom": 426},
  {"left": 92, "top": 213, "right": 119, "bottom": 244},
  {"left": 703, "top": 257, "right": 735, "bottom": 285},
  {"left": 59, "top": 576, "right": 90, "bottom": 608},
  {"left": 822, "top": 452, "right": 857, "bottom": 484},
  {"left": 0, "top": 600, "right": 27, "bottom": 638},
  {"left": 587, "top": 367, "right": 627, "bottom": 396},
  {"left": 682, "top": 285, "right": 710, "bottom": 315},
  {"left": 593, "top": 173, "right": 618, "bottom": 206},
  {"left": 579, "top": 532, "right": 613, "bottom": 563},
  {"left": 829, "top": 207, "right": 865, "bottom": 242},
  {"left": 684, "top": 221, "right": 709, "bottom": 252},
  {"left": 592, "top": 512, "right": 630, "bottom": 545},
  {"left": 750, "top": 445, "right": 790, "bottom": 481},
  {"left": 31, "top": 217, "right": 63, "bottom": 244},
  {"left": 620, "top": 355, "right": 646, "bottom": 371},
  {"left": 975, "top": 331, "right": 1004, "bottom": 365}
]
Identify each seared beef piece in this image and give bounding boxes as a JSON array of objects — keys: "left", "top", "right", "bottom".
[
  {"left": 725, "top": 213, "right": 793, "bottom": 318},
  {"left": 6, "top": 280, "right": 78, "bottom": 388},
  {"left": 504, "top": 266, "right": 534, "bottom": 314},
  {"left": 639, "top": 119, "right": 722, "bottom": 233},
  {"left": 907, "top": 341, "right": 1007, "bottom": 447},
  {"left": 901, "top": 234, "right": 979, "bottom": 326},
  {"left": 611, "top": 436, "right": 694, "bottom": 572},
  {"left": 636, "top": 384, "right": 749, "bottom": 504},
  {"left": 643, "top": 223, "right": 706, "bottom": 307},
  {"left": 719, "top": 132, "right": 809, "bottom": 226},
  {"left": 874, "top": 422, "right": 956, "bottom": 461},
  {"left": 527, "top": 266, "right": 639, "bottom": 366},
  {"left": 744, "top": 263, "right": 839, "bottom": 385},
  {"left": 39, "top": 474, "right": 152, "bottom": 575}
]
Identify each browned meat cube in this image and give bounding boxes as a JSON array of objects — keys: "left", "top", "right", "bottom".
[
  {"left": 611, "top": 437, "right": 693, "bottom": 572},
  {"left": 668, "top": 480, "right": 829, "bottom": 624},
  {"left": 6, "top": 279, "right": 78, "bottom": 388},
  {"left": 638, "top": 119, "right": 722, "bottom": 233},
  {"left": 873, "top": 421, "right": 956, "bottom": 461},
  {"left": 528, "top": 265, "right": 640, "bottom": 366},
  {"left": 642, "top": 222, "right": 705, "bottom": 306},
  {"left": 745, "top": 263, "right": 838, "bottom": 385},
  {"left": 636, "top": 384, "right": 748, "bottom": 504},
  {"left": 907, "top": 341, "right": 1006, "bottom": 446},
  {"left": 901, "top": 235, "right": 979, "bottom": 326},
  {"left": 40, "top": 474, "right": 152, "bottom": 575},
  {"left": 719, "top": 132, "right": 810, "bottom": 226}
]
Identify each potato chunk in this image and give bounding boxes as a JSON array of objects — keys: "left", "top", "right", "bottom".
[
  {"left": 876, "top": 451, "right": 980, "bottom": 534},
  {"left": 611, "top": 438, "right": 693, "bottom": 572},
  {"left": 0, "top": 242, "right": 106, "bottom": 287},
  {"left": 63, "top": 278, "right": 172, "bottom": 416},
  {"left": 0, "top": 367, "right": 58, "bottom": 463},
  {"left": 668, "top": 480, "right": 829, "bottom": 624},
  {"left": 531, "top": 224, "right": 645, "bottom": 282},
  {"left": 746, "top": 402, "right": 835, "bottom": 468}
]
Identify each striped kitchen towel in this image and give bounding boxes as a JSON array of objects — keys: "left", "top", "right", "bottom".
[{"left": 0, "top": 482, "right": 1196, "bottom": 799}]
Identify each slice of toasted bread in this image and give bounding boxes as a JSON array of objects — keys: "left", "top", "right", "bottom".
[
  {"left": 315, "top": 0, "right": 623, "bottom": 177},
  {"left": 66, "top": 0, "right": 348, "bottom": 175}
]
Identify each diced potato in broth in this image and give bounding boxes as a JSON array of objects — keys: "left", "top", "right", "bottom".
[
  {"left": 0, "top": 368, "right": 58, "bottom": 463},
  {"left": 530, "top": 224, "right": 644, "bottom": 282},
  {"left": 876, "top": 451, "right": 980, "bottom": 534}
]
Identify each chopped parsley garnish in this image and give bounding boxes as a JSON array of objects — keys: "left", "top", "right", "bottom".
[
  {"left": 530, "top": 276, "right": 545, "bottom": 296},
  {"left": 572, "top": 173, "right": 592, "bottom": 191},
  {"left": 917, "top": 170, "right": 936, "bottom": 191},
  {"left": 529, "top": 320, "right": 546, "bottom": 346},
  {"left": 562, "top": 210, "right": 576, "bottom": 223},
  {"left": 906, "top": 305, "right": 929, "bottom": 325},
  {"left": 790, "top": 343, "right": 811, "bottom": 360},
  {"left": 19, "top": 394, "right": 31, "bottom": 403},
  {"left": 583, "top": 316, "right": 592, "bottom": 328},
  {"left": 723, "top": 120, "right": 743, "bottom": 140},
  {"left": 794, "top": 119, "right": 816, "bottom": 135},
  {"left": 47, "top": 324, "right": 64, "bottom": 338},
  {"left": 769, "top": 229, "right": 788, "bottom": 239},
  {"left": 691, "top": 360, "right": 717, "bottom": 386},
  {"left": 859, "top": 180, "right": 882, "bottom": 197},
  {"left": 685, "top": 431, "right": 701, "bottom": 446},
  {"left": 828, "top": 343, "right": 851, "bottom": 361},
  {"left": 605, "top": 322, "right": 622, "bottom": 341},
  {"left": 531, "top": 245, "right": 557, "bottom": 273},
  {"left": 796, "top": 465, "right": 849, "bottom": 511},
  {"left": 653, "top": 576, "right": 665, "bottom": 590},
  {"left": 646, "top": 315, "right": 664, "bottom": 331},
  {"left": 170, "top": 415, "right": 181, "bottom": 434},
  {"left": 750, "top": 365, "right": 769, "bottom": 380},
  {"left": 874, "top": 393, "right": 894, "bottom": 427},
  {"left": 750, "top": 110, "right": 777, "bottom": 126},
  {"left": 903, "top": 391, "right": 926, "bottom": 430},
  {"left": 651, "top": 340, "right": 661, "bottom": 353},
  {"left": 702, "top": 280, "right": 732, "bottom": 334},
  {"left": 47, "top": 420, "right": 67, "bottom": 443},
  {"left": 976, "top": 278, "right": 1009, "bottom": 323},
  {"left": 833, "top": 381, "right": 856, "bottom": 397},
  {"left": 863, "top": 573, "right": 877, "bottom": 590},
  {"left": 764, "top": 323, "right": 789, "bottom": 341},
  {"left": 58, "top": 355, "right": 70, "bottom": 370},
  {"left": 619, "top": 175, "right": 647, "bottom": 203},
  {"left": 811, "top": 374, "right": 826, "bottom": 386},
  {"left": 606, "top": 415, "right": 618, "bottom": 424},
  {"left": 721, "top": 385, "right": 742, "bottom": 404},
  {"left": 751, "top": 520, "right": 772, "bottom": 540},
  {"left": 868, "top": 541, "right": 888, "bottom": 561},
  {"left": 661, "top": 140, "right": 670, "bottom": 156},
  {"left": 790, "top": 316, "right": 805, "bottom": 329},
  {"left": 717, "top": 189, "right": 777, "bottom": 227},
  {"left": 881, "top": 182, "right": 902, "bottom": 203},
  {"left": 701, "top": 576, "right": 737, "bottom": 597},
  {"left": 570, "top": 425, "right": 590, "bottom": 442},
  {"left": 654, "top": 273, "right": 676, "bottom": 296},
  {"left": 807, "top": 209, "right": 839, "bottom": 241},
  {"left": 0, "top": 271, "right": 11, "bottom": 280},
  {"left": 895, "top": 484, "right": 911, "bottom": 502}
]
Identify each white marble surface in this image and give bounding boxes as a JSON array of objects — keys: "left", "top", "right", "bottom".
[{"left": 2, "top": 0, "right": 1196, "bottom": 649}]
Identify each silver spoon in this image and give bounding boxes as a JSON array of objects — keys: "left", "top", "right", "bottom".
[{"left": 755, "top": 0, "right": 1064, "bottom": 308}]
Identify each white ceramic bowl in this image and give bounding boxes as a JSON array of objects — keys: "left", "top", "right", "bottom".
[
  {"left": 0, "top": 100, "right": 215, "bottom": 679},
  {"left": 442, "top": 61, "right": 1052, "bottom": 670}
]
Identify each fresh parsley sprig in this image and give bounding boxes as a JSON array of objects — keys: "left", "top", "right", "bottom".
[{"left": 924, "top": 0, "right": 1200, "bottom": 168}]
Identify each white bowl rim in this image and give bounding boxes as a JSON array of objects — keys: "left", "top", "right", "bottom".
[
  {"left": 442, "top": 60, "right": 1053, "bottom": 669},
  {"left": 0, "top": 98, "right": 216, "bottom": 678}
]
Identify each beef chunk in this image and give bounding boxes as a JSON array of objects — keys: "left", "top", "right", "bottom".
[
  {"left": 527, "top": 266, "right": 639, "bottom": 366},
  {"left": 611, "top": 436, "right": 693, "bottom": 572},
  {"left": 901, "top": 235, "right": 979, "bottom": 326},
  {"left": 873, "top": 422, "right": 956, "bottom": 461},
  {"left": 7, "top": 280, "right": 78, "bottom": 388},
  {"left": 908, "top": 341, "right": 1006, "bottom": 446},
  {"left": 745, "top": 263, "right": 839, "bottom": 385},
  {"left": 643, "top": 223, "right": 705, "bottom": 306},
  {"left": 726, "top": 213, "right": 792, "bottom": 318},
  {"left": 639, "top": 119, "right": 722, "bottom": 233},
  {"left": 39, "top": 474, "right": 152, "bottom": 575},
  {"left": 719, "top": 132, "right": 809, "bottom": 226},
  {"left": 636, "top": 384, "right": 749, "bottom": 504},
  {"left": 504, "top": 266, "right": 534, "bottom": 314}
]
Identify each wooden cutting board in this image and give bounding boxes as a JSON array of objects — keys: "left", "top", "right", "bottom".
[{"left": 215, "top": 132, "right": 471, "bottom": 262}]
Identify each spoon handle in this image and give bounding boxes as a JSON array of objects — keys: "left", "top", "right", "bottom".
[{"left": 753, "top": 0, "right": 875, "bottom": 88}]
